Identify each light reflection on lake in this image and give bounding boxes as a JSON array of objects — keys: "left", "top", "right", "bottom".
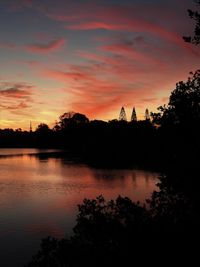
[{"left": 0, "top": 149, "right": 159, "bottom": 267}]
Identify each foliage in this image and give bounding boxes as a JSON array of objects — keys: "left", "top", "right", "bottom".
[
  {"left": 151, "top": 70, "right": 200, "bottom": 126},
  {"left": 35, "top": 123, "right": 50, "bottom": 133},
  {"left": 58, "top": 112, "right": 89, "bottom": 130},
  {"left": 183, "top": 0, "right": 200, "bottom": 44},
  {"left": 25, "top": 172, "right": 199, "bottom": 267}
]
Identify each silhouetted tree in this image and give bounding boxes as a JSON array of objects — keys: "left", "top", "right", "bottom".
[
  {"left": 152, "top": 70, "right": 200, "bottom": 126},
  {"left": 58, "top": 111, "right": 76, "bottom": 130},
  {"left": 131, "top": 107, "right": 137, "bottom": 122},
  {"left": 58, "top": 112, "right": 89, "bottom": 130},
  {"left": 183, "top": 0, "right": 200, "bottom": 44},
  {"left": 119, "top": 106, "right": 127, "bottom": 121},
  {"left": 52, "top": 121, "right": 61, "bottom": 132},
  {"left": 71, "top": 113, "right": 89, "bottom": 124},
  {"left": 35, "top": 123, "right": 52, "bottom": 147},
  {"left": 35, "top": 123, "right": 50, "bottom": 134}
]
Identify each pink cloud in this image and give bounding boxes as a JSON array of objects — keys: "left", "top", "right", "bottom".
[
  {"left": 66, "top": 22, "right": 127, "bottom": 31},
  {"left": 44, "top": 69, "right": 98, "bottom": 84},
  {"left": 42, "top": 2, "right": 198, "bottom": 55},
  {"left": 66, "top": 18, "right": 192, "bottom": 53},
  {"left": 7, "top": 1, "right": 196, "bottom": 54},
  {"left": 26, "top": 38, "right": 65, "bottom": 54},
  {"left": 76, "top": 47, "right": 165, "bottom": 83},
  {"left": 39, "top": 36, "right": 200, "bottom": 119},
  {"left": 100, "top": 43, "right": 164, "bottom": 67}
]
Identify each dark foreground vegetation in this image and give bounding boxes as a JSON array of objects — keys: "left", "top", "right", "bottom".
[{"left": 25, "top": 170, "right": 199, "bottom": 267}]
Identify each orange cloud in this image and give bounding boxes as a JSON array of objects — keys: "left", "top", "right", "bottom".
[
  {"left": 0, "top": 82, "right": 34, "bottom": 117},
  {"left": 41, "top": 60, "right": 159, "bottom": 120},
  {"left": 0, "top": 102, "right": 30, "bottom": 110}
]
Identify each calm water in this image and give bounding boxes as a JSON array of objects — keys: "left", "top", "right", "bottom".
[{"left": 0, "top": 149, "right": 159, "bottom": 267}]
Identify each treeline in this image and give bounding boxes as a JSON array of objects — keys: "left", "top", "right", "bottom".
[{"left": 0, "top": 70, "right": 200, "bottom": 170}]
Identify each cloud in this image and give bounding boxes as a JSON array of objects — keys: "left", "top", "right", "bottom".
[
  {"left": 0, "top": 102, "right": 30, "bottom": 110},
  {"left": 65, "top": 22, "right": 127, "bottom": 31},
  {"left": 41, "top": 1, "right": 198, "bottom": 55},
  {"left": 66, "top": 18, "right": 192, "bottom": 53},
  {"left": 44, "top": 69, "right": 98, "bottom": 84},
  {"left": 0, "top": 82, "right": 33, "bottom": 99},
  {"left": 0, "top": 42, "right": 17, "bottom": 50},
  {"left": 0, "top": 81, "right": 36, "bottom": 122},
  {"left": 100, "top": 43, "right": 163, "bottom": 67},
  {"left": 4, "top": 0, "right": 196, "bottom": 54},
  {"left": 39, "top": 32, "right": 200, "bottom": 120},
  {"left": 21, "top": 60, "right": 40, "bottom": 67},
  {"left": 1, "top": 0, "right": 199, "bottom": 124},
  {"left": 41, "top": 60, "right": 160, "bottom": 120},
  {"left": 26, "top": 38, "right": 65, "bottom": 53}
]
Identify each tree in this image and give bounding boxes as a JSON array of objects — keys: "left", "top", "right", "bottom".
[
  {"left": 119, "top": 106, "right": 127, "bottom": 121},
  {"left": 58, "top": 112, "right": 89, "bottom": 130},
  {"left": 26, "top": 186, "right": 197, "bottom": 267},
  {"left": 58, "top": 111, "right": 76, "bottom": 130},
  {"left": 72, "top": 113, "right": 89, "bottom": 124},
  {"left": 35, "top": 123, "right": 52, "bottom": 147},
  {"left": 183, "top": 0, "right": 200, "bottom": 44},
  {"left": 35, "top": 123, "right": 50, "bottom": 134},
  {"left": 131, "top": 107, "right": 137, "bottom": 122},
  {"left": 152, "top": 70, "right": 200, "bottom": 126}
]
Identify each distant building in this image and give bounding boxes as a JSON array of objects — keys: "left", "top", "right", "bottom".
[{"left": 30, "top": 122, "right": 32, "bottom": 133}]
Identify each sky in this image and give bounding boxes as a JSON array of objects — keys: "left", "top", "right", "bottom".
[{"left": 0, "top": 0, "right": 199, "bottom": 130}]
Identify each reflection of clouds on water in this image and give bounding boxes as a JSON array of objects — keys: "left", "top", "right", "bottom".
[
  {"left": 91, "top": 169, "right": 127, "bottom": 180},
  {"left": 0, "top": 152, "right": 159, "bottom": 205},
  {"left": 0, "top": 152, "right": 160, "bottom": 207}
]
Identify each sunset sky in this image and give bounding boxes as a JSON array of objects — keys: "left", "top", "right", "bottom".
[{"left": 0, "top": 0, "right": 199, "bottom": 130}]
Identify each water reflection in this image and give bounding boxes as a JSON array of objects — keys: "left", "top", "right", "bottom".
[{"left": 0, "top": 149, "right": 159, "bottom": 267}]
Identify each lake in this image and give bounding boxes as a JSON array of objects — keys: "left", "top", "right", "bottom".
[{"left": 0, "top": 148, "right": 159, "bottom": 267}]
